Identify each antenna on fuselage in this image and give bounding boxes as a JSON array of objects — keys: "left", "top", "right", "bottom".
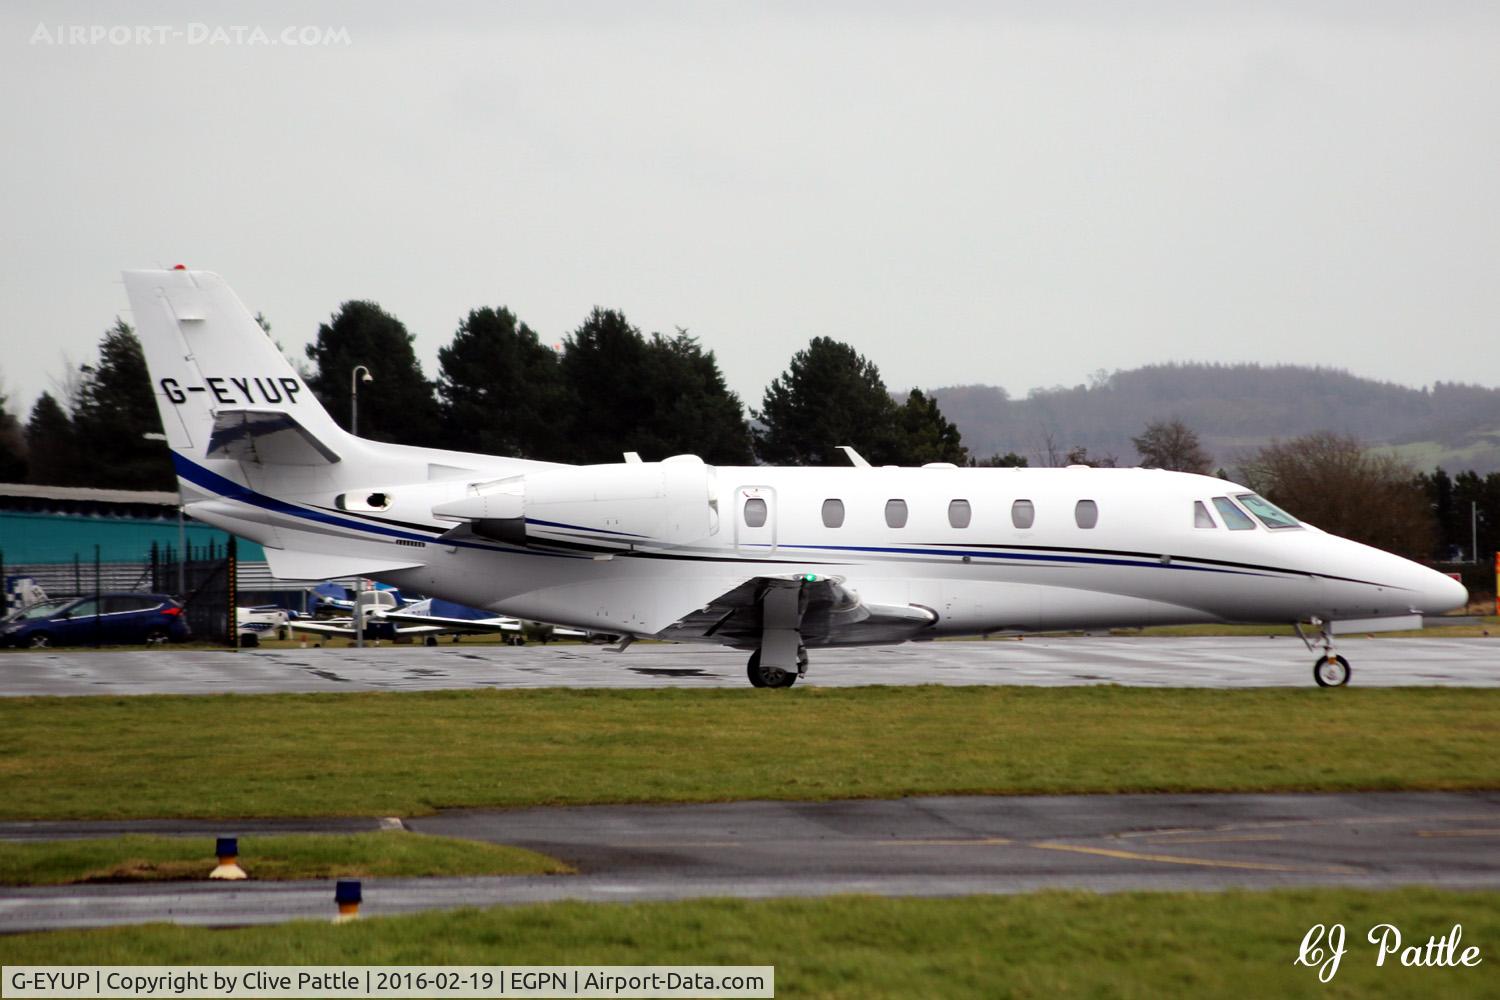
[{"left": 836, "top": 445, "right": 871, "bottom": 468}]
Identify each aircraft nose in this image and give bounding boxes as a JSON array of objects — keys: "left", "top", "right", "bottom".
[{"left": 1419, "top": 569, "right": 1469, "bottom": 614}]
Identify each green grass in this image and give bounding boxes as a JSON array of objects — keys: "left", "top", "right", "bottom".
[
  {"left": 2, "top": 890, "right": 1496, "bottom": 997},
  {"left": 0, "top": 832, "right": 568, "bottom": 885},
  {"left": 1, "top": 687, "right": 1496, "bottom": 820}
]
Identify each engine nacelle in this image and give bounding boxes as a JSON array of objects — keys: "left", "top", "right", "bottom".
[{"left": 432, "top": 455, "right": 718, "bottom": 550}]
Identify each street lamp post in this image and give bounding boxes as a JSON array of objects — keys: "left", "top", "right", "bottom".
[{"left": 350, "top": 365, "right": 373, "bottom": 438}]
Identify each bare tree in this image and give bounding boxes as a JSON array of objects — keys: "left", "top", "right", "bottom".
[
  {"left": 1132, "top": 418, "right": 1213, "bottom": 473},
  {"left": 1064, "top": 445, "right": 1117, "bottom": 468},
  {"left": 1240, "top": 432, "right": 1434, "bottom": 559},
  {"left": 1039, "top": 429, "right": 1064, "bottom": 468}
]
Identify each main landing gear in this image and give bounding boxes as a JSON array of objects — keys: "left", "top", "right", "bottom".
[
  {"left": 746, "top": 646, "right": 808, "bottom": 689},
  {"left": 745, "top": 580, "right": 810, "bottom": 689},
  {"left": 1295, "top": 618, "right": 1351, "bottom": 687}
]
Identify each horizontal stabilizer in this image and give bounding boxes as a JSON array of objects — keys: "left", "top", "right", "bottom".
[
  {"left": 263, "top": 547, "right": 424, "bottom": 582},
  {"left": 207, "top": 409, "right": 341, "bottom": 466}
]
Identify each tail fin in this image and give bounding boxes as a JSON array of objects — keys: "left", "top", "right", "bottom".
[{"left": 122, "top": 269, "right": 347, "bottom": 472}]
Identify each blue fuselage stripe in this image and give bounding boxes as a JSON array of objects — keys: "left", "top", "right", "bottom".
[
  {"left": 171, "top": 454, "right": 578, "bottom": 557},
  {"left": 760, "top": 543, "right": 1268, "bottom": 576}
]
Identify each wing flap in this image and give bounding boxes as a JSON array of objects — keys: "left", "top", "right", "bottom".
[{"left": 659, "top": 575, "right": 937, "bottom": 648}]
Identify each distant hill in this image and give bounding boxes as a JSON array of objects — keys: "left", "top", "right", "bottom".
[{"left": 929, "top": 363, "right": 1500, "bottom": 474}]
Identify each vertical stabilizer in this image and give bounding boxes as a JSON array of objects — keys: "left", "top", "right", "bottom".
[{"left": 122, "top": 269, "right": 348, "bottom": 469}]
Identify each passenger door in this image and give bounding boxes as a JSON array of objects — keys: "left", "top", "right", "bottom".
[{"left": 735, "top": 486, "right": 777, "bottom": 554}]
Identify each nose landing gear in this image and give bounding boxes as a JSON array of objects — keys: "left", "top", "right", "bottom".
[
  {"left": 1314, "top": 653, "right": 1351, "bottom": 687},
  {"left": 1296, "top": 619, "right": 1351, "bottom": 687}
]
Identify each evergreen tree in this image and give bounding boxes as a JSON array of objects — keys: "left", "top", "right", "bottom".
[
  {"left": 753, "top": 338, "right": 904, "bottom": 466},
  {"left": 0, "top": 385, "right": 26, "bottom": 483},
  {"left": 558, "top": 310, "right": 751, "bottom": 464},
  {"left": 437, "top": 307, "right": 573, "bottom": 460},
  {"left": 71, "top": 320, "right": 172, "bottom": 490},
  {"left": 305, "top": 301, "right": 440, "bottom": 446},
  {"left": 895, "top": 389, "right": 967, "bottom": 465},
  {"left": 24, "top": 392, "right": 76, "bottom": 486},
  {"left": 1450, "top": 469, "right": 1500, "bottom": 564},
  {"left": 558, "top": 308, "right": 656, "bottom": 465},
  {"left": 1417, "top": 467, "right": 1460, "bottom": 560},
  {"left": 970, "top": 451, "right": 1029, "bottom": 468},
  {"left": 644, "top": 331, "right": 753, "bottom": 465}
]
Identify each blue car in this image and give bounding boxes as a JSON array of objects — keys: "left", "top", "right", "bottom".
[{"left": 0, "top": 593, "right": 191, "bottom": 648}]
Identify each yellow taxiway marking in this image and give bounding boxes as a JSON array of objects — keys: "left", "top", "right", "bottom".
[
  {"left": 1417, "top": 829, "right": 1500, "bottom": 838},
  {"left": 1139, "top": 834, "right": 1285, "bottom": 845},
  {"left": 643, "top": 837, "right": 1016, "bottom": 849},
  {"left": 1117, "top": 813, "right": 1495, "bottom": 840},
  {"left": 1028, "top": 841, "right": 1358, "bottom": 874},
  {"left": 875, "top": 837, "right": 1014, "bottom": 847}
]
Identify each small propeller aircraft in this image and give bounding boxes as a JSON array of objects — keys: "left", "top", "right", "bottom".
[{"left": 124, "top": 269, "right": 1468, "bottom": 687}]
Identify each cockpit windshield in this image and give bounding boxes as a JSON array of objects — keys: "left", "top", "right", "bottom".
[
  {"left": 1236, "top": 493, "right": 1301, "bottom": 529},
  {"left": 1211, "top": 496, "right": 1255, "bottom": 530}
]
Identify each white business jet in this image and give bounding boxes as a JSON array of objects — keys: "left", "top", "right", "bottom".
[{"left": 123, "top": 269, "right": 1467, "bottom": 688}]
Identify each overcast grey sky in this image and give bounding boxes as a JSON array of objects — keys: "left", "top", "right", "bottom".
[{"left": 2, "top": 1, "right": 1497, "bottom": 419}]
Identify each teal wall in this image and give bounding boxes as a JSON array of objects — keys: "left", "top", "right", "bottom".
[{"left": 0, "top": 512, "right": 266, "bottom": 565}]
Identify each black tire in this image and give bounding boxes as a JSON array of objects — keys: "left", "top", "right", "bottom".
[
  {"left": 239, "top": 633, "right": 259, "bottom": 648},
  {"left": 746, "top": 648, "right": 796, "bottom": 688},
  {"left": 424, "top": 636, "right": 438, "bottom": 647},
  {"left": 1313, "top": 654, "right": 1351, "bottom": 687},
  {"left": 747, "top": 649, "right": 767, "bottom": 688},
  {"left": 27, "top": 632, "right": 52, "bottom": 649}
]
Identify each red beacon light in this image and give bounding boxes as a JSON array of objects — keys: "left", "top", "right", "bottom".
[{"left": 172, "top": 264, "right": 187, "bottom": 270}]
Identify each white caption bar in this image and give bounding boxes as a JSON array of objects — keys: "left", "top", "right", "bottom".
[{"left": 1, "top": 967, "right": 774, "bottom": 999}]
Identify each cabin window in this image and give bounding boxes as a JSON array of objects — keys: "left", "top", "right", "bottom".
[
  {"left": 743, "top": 497, "right": 767, "bottom": 527},
  {"left": 1194, "top": 501, "right": 1217, "bottom": 528},
  {"left": 1074, "top": 499, "right": 1098, "bottom": 529},
  {"left": 948, "top": 499, "right": 972, "bottom": 529},
  {"left": 1011, "top": 499, "right": 1035, "bottom": 529},
  {"left": 1212, "top": 496, "right": 1255, "bottom": 530},
  {"left": 1237, "top": 493, "right": 1301, "bottom": 529},
  {"left": 885, "top": 499, "right": 909, "bottom": 528},
  {"left": 821, "top": 498, "right": 845, "bottom": 528}
]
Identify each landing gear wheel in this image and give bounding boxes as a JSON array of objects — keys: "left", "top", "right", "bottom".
[
  {"left": 1314, "top": 654, "right": 1351, "bottom": 687},
  {"left": 746, "top": 648, "right": 797, "bottom": 689}
]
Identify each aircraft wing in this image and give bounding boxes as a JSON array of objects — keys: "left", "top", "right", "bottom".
[
  {"left": 381, "top": 610, "right": 522, "bottom": 634},
  {"left": 288, "top": 615, "right": 448, "bottom": 639},
  {"left": 658, "top": 575, "right": 937, "bottom": 649},
  {"left": 287, "top": 619, "right": 358, "bottom": 638}
]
